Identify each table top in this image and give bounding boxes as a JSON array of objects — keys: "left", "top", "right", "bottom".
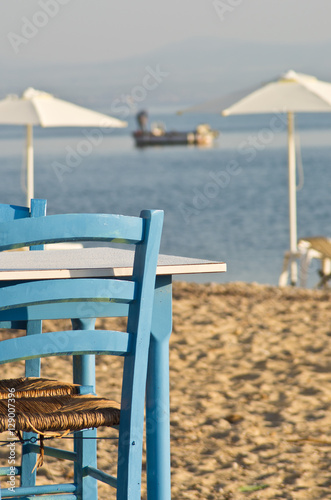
[{"left": 0, "top": 247, "right": 226, "bottom": 280}]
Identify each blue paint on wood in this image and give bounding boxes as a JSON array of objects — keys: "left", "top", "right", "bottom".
[
  {"left": 0, "top": 279, "right": 135, "bottom": 311},
  {"left": 146, "top": 276, "right": 173, "bottom": 500},
  {"left": 0, "top": 205, "right": 164, "bottom": 500},
  {"left": 0, "top": 213, "right": 144, "bottom": 250}
]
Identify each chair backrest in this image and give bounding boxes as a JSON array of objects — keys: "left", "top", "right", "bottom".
[
  {"left": 0, "top": 208, "right": 163, "bottom": 335},
  {"left": 0, "top": 209, "right": 164, "bottom": 498},
  {"left": 0, "top": 210, "right": 163, "bottom": 321}
]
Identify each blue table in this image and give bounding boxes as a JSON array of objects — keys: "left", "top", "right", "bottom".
[{"left": 0, "top": 247, "right": 226, "bottom": 499}]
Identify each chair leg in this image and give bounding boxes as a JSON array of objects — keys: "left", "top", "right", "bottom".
[
  {"left": 322, "top": 257, "right": 331, "bottom": 275},
  {"left": 21, "top": 320, "right": 42, "bottom": 487},
  {"left": 72, "top": 318, "right": 98, "bottom": 500},
  {"left": 279, "top": 251, "right": 290, "bottom": 286},
  {"left": 75, "top": 428, "right": 98, "bottom": 500},
  {"left": 117, "top": 356, "right": 147, "bottom": 500},
  {"left": 299, "top": 250, "right": 312, "bottom": 288}
]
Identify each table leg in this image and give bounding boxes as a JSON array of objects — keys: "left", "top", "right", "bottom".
[{"left": 146, "top": 275, "right": 172, "bottom": 500}]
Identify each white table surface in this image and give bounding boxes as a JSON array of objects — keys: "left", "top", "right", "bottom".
[{"left": 0, "top": 247, "right": 226, "bottom": 280}]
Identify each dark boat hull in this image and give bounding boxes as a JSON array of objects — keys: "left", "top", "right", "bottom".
[{"left": 133, "top": 129, "right": 218, "bottom": 147}]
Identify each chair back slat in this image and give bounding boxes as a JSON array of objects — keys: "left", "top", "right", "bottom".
[
  {"left": 0, "top": 278, "right": 135, "bottom": 313},
  {"left": 0, "top": 301, "right": 129, "bottom": 322},
  {"left": 0, "top": 330, "right": 131, "bottom": 365},
  {"left": 0, "top": 213, "right": 144, "bottom": 250}
]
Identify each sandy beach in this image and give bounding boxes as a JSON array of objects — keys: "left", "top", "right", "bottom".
[{"left": 0, "top": 281, "right": 331, "bottom": 499}]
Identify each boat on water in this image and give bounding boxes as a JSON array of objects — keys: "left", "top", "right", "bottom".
[{"left": 132, "top": 111, "right": 219, "bottom": 147}]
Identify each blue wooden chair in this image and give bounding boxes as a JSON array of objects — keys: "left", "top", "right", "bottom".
[{"left": 0, "top": 209, "right": 164, "bottom": 499}]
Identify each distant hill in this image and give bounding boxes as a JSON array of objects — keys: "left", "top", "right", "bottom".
[{"left": 2, "top": 37, "right": 331, "bottom": 111}]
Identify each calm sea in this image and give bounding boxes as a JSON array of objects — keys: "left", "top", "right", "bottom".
[{"left": 1, "top": 109, "right": 330, "bottom": 287}]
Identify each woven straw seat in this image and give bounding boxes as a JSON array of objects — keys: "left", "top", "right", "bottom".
[
  {"left": 0, "top": 389, "right": 120, "bottom": 434},
  {"left": 0, "top": 377, "right": 82, "bottom": 399},
  {"left": 0, "top": 377, "right": 120, "bottom": 433}
]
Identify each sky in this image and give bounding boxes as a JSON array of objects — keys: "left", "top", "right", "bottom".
[{"left": 1, "top": 0, "right": 331, "bottom": 65}]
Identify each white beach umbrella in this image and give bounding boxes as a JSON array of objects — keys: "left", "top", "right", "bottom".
[
  {"left": 221, "top": 70, "right": 331, "bottom": 285},
  {"left": 0, "top": 87, "right": 127, "bottom": 206},
  {"left": 180, "top": 70, "right": 331, "bottom": 284}
]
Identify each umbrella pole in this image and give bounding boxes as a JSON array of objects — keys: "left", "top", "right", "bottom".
[
  {"left": 288, "top": 111, "right": 298, "bottom": 285},
  {"left": 26, "top": 124, "right": 34, "bottom": 208}
]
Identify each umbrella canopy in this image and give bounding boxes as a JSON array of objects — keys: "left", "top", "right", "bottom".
[
  {"left": 221, "top": 70, "right": 331, "bottom": 285},
  {"left": 222, "top": 70, "right": 331, "bottom": 115},
  {"left": 0, "top": 88, "right": 127, "bottom": 205}
]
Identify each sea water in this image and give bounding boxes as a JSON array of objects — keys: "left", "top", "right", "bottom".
[{"left": 0, "top": 110, "right": 330, "bottom": 287}]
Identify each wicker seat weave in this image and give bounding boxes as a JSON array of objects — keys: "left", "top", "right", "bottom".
[
  {"left": 0, "top": 377, "right": 120, "bottom": 433},
  {"left": 0, "top": 377, "right": 81, "bottom": 399}
]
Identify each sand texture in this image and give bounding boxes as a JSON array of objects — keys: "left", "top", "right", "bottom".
[{"left": 0, "top": 281, "right": 331, "bottom": 499}]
